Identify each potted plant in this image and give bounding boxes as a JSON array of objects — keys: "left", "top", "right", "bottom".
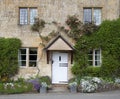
[
  {"left": 40, "top": 82, "right": 47, "bottom": 93},
  {"left": 69, "top": 82, "right": 77, "bottom": 93}
]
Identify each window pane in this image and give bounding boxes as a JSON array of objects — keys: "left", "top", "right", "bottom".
[
  {"left": 95, "top": 49, "right": 100, "bottom": 60},
  {"left": 88, "top": 50, "right": 93, "bottom": 65},
  {"left": 19, "top": 49, "right": 26, "bottom": 66},
  {"left": 20, "top": 8, "right": 28, "bottom": 25},
  {"left": 29, "top": 61, "right": 37, "bottom": 67},
  {"left": 94, "top": 49, "right": 101, "bottom": 66},
  {"left": 30, "top": 8, "right": 37, "bottom": 24},
  {"left": 88, "top": 49, "right": 101, "bottom": 66},
  {"left": 29, "top": 55, "right": 37, "bottom": 60},
  {"left": 19, "top": 61, "right": 26, "bottom": 66},
  {"left": 29, "top": 48, "right": 37, "bottom": 54},
  {"left": 84, "top": 8, "right": 92, "bottom": 24},
  {"left": 19, "top": 49, "right": 26, "bottom": 54},
  {"left": 95, "top": 61, "right": 100, "bottom": 66},
  {"left": 95, "top": 55, "right": 100, "bottom": 60},
  {"left": 29, "top": 48, "right": 37, "bottom": 67},
  {"left": 95, "top": 50, "right": 100, "bottom": 54},
  {"left": 20, "top": 55, "right": 26, "bottom": 60},
  {"left": 94, "top": 9, "right": 101, "bottom": 25}
]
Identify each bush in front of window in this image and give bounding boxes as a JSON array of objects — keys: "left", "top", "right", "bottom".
[
  {"left": 72, "top": 18, "right": 120, "bottom": 78},
  {"left": 83, "top": 66, "right": 101, "bottom": 77},
  {"left": 0, "top": 38, "right": 21, "bottom": 82},
  {"left": 100, "top": 56, "right": 120, "bottom": 78}
]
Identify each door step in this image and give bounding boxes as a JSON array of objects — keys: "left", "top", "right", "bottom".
[{"left": 48, "top": 84, "right": 69, "bottom": 93}]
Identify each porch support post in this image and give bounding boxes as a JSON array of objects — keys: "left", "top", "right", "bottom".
[
  {"left": 46, "top": 50, "right": 50, "bottom": 64},
  {"left": 71, "top": 51, "right": 73, "bottom": 64}
]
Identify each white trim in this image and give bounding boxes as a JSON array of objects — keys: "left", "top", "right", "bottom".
[
  {"left": 52, "top": 52, "right": 68, "bottom": 84},
  {"left": 18, "top": 48, "right": 38, "bottom": 67},
  {"left": 83, "top": 8, "right": 102, "bottom": 25},
  {"left": 19, "top": 7, "right": 37, "bottom": 25},
  {"left": 88, "top": 49, "right": 102, "bottom": 66},
  {"left": 18, "top": 48, "right": 27, "bottom": 67}
]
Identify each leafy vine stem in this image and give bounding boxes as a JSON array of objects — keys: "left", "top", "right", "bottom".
[{"left": 31, "top": 15, "right": 98, "bottom": 46}]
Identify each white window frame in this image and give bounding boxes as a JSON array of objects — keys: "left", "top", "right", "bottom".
[
  {"left": 83, "top": 8, "right": 92, "bottom": 24},
  {"left": 18, "top": 48, "right": 27, "bottom": 66},
  {"left": 19, "top": 8, "right": 28, "bottom": 25},
  {"left": 18, "top": 48, "right": 38, "bottom": 67},
  {"left": 83, "top": 8, "right": 102, "bottom": 25},
  {"left": 93, "top": 9, "right": 102, "bottom": 25},
  {"left": 29, "top": 48, "right": 38, "bottom": 67},
  {"left": 88, "top": 49, "right": 102, "bottom": 66},
  {"left": 19, "top": 7, "right": 37, "bottom": 25},
  {"left": 30, "top": 8, "right": 37, "bottom": 24}
]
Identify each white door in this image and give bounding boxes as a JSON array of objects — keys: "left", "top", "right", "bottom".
[{"left": 52, "top": 52, "right": 68, "bottom": 84}]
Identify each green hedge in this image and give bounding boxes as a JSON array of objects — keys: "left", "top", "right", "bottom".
[
  {"left": 0, "top": 38, "right": 21, "bottom": 82},
  {"left": 83, "top": 66, "right": 101, "bottom": 77},
  {"left": 72, "top": 18, "right": 120, "bottom": 78}
]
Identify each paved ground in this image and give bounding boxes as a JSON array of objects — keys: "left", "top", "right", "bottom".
[{"left": 0, "top": 90, "right": 120, "bottom": 99}]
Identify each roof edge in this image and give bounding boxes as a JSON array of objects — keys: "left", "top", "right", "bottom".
[{"left": 44, "top": 34, "right": 74, "bottom": 51}]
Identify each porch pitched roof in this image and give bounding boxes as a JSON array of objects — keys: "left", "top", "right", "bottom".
[{"left": 44, "top": 35, "right": 74, "bottom": 51}]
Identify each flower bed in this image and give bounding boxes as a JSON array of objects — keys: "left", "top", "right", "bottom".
[
  {"left": 96, "top": 83, "right": 120, "bottom": 92},
  {"left": 0, "top": 82, "right": 33, "bottom": 94},
  {"left": 0, "top": 76, "right": 52, "bottom": 94},
  {"left": 79, "top": 77, "right": 101, "bottom": 93},
  {"left": 77, "top": 77, "right": 120, "bottom": 93}
]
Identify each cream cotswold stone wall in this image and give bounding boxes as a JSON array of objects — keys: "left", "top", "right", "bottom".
[{"left": 0, "top": 0, "right": 119, "bottom": 79}]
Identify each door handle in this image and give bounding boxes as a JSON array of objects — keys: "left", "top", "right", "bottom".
[{"left": 52, "top": 60, "right": 54, "bottom": 64}]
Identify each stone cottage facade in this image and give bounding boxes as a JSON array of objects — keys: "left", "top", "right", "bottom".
[{"left": 0, "top": 0, "right": 120, "bottom": 84}]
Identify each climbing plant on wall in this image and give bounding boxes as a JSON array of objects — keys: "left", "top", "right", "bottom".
[
  {"left": 31, "top": 18, "right": 46, "bottom": 46},
  {"left": 0, "top": 38, "right": 21, "bottom": 82},
  {"left": 65, "top": 15, "right": 98, "bottom": 40},
  {"left": 31, "top": 16, "right": 120, "bottom": 78},
  {"left": 72, "top": 18, "right": 120, "bottom": 78},
  {"left": 31, "top": 15, "right": 98, "bottom": 45}
]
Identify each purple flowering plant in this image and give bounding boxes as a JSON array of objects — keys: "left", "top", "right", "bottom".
[{"left": 28, "top": 79, "right": 41, "bottom": 92}]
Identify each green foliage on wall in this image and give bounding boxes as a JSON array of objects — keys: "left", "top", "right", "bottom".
[
  {"left": 72, "top": 18, "right": 120, "bottom": 78},
  {"left": 0, "top": 38, "right": 21, "bottom": 82},
  {"left": 65, "top": 15, "right": 98, "bottom": 40},
  {"left": 83, "top": 66, "right": 101, "bottom": 77}
]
